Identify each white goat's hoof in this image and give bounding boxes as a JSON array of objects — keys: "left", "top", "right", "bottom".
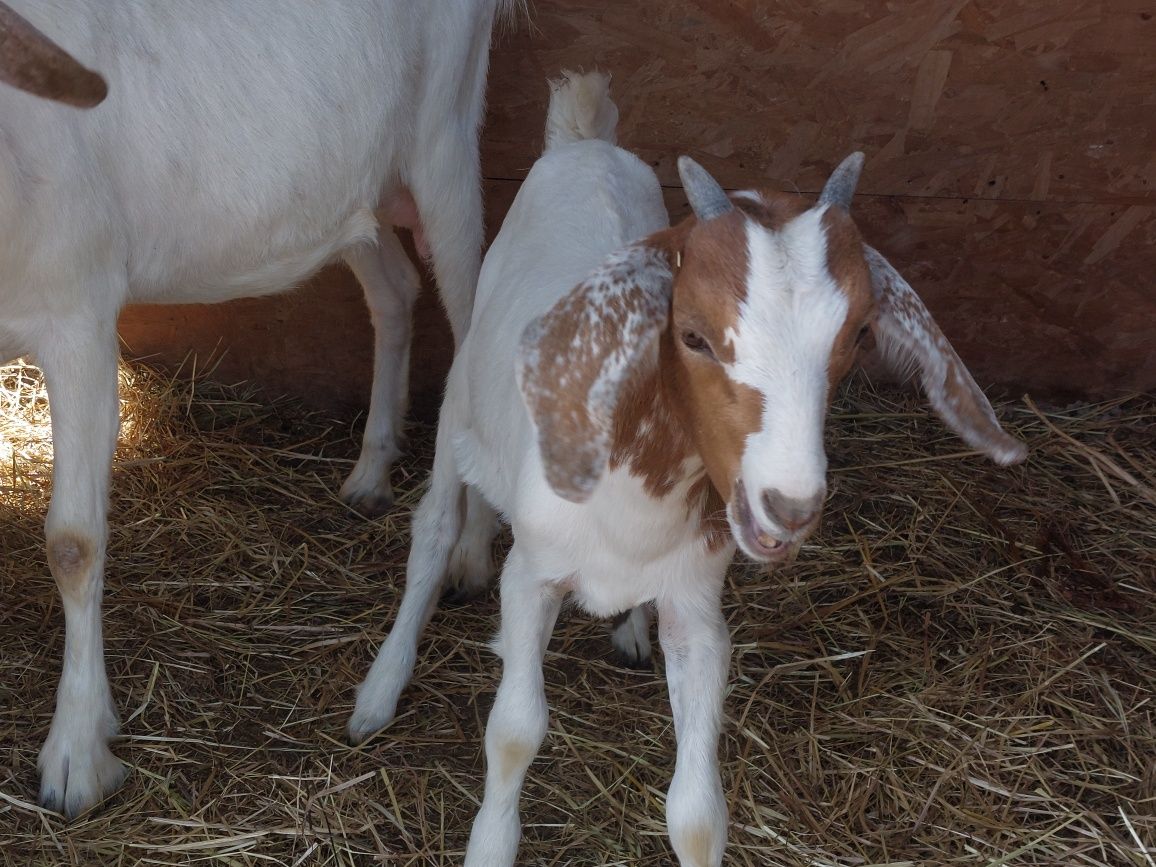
[
  {"left": 610, "top": 607, "right": 653, "bottom": 670},
  {"left": 38, "top": 730, "right": 127, "bottom": 818}
]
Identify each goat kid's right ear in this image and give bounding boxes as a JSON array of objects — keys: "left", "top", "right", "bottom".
[
  {"left": 0, "top": 2, "right": 108, "bottom": 107},
  {"left": 864, "top": 245, "right": 1028, "bottom": 466},
  {"left": 517, "top": 238, "right": 675, "bottom": 502}
]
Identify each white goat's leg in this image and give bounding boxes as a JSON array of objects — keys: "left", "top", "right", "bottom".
[
  {"left": 465, "top": 547, "right": 563, "bottom": 867},
  {"left": 658, "top": 597, "right": 730, "bottom": 867},
  {"left": 35, "top": 316, "right": 127, "bottom": 818},
  {"left": 409, "top": 141, "right": 483, "bottom": 347},
  {"left": 445, "top": 485, "right": 498, "bottom": 602},
  {"left": 610, "top": 605, "right": 653, "bottom": 669},
  {"left": 339, "top": 231, "right": 421, "bottom": 514},
  {"left": 348, "top": 392, "right": 464, "bottom": 743}
]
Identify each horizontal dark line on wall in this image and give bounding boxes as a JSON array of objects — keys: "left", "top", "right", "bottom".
[{"left": 481, "top": 175, "right": 1155, "bottom": 209}]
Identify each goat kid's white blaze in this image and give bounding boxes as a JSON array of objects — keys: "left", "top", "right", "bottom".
[{"left": 724, "top": 207, "right": 847, "bottom": 557}]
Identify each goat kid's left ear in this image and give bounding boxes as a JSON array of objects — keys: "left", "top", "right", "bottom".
[
  {"left": 517, "top": 238, "right": 674, "bottom": 502},
  {"left": 864, "top": 245, "right": 1028, "bottom": 466}
]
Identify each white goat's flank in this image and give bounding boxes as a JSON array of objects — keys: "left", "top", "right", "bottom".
[{"left": 2, "top": 0, "right": 508, "bottom": 818}]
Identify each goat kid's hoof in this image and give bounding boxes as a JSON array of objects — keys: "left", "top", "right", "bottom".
[
  {"left": 609, "top": 610, "right": 654, "bottom": 670},
  {"left": 441, "top": 581, "right": 489, "bottom": 607},
  {"left": 38, "top": 739, "right": 127, "bottom": 819},
  {"left": 347, "top": 708, "right": 396, "bottom": 747},
  {"left": 344, "top": 716, "right": 390, "bottom": 749},
  {"left": 611, "top": 645, "right": 654, "bottom": 671},
  {"left": 339, "top": 484, "right": 396, "bottom": 517}
]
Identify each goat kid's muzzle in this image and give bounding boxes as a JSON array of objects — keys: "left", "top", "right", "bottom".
[{"left": 728, "top": 479, "right": 821, "bottom": 565}]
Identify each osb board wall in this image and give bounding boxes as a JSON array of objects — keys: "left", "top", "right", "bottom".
[{"left": 118, "top": 0, "right": 1156, "bottom": 413}]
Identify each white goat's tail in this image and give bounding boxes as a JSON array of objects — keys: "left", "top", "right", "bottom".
[{"left": 544, "top": 70, "right": 618, "bottom": 151}]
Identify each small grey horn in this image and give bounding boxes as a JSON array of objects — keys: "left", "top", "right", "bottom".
[
  {"left": 677, "top": 156, "right": 733, "bottom": 221},
  {"left": 819, "top": 151, "right": 865, "bottom": 211}
]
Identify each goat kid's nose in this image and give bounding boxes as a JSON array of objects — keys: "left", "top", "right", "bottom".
[{"left": 761, "top": 488, "right": 824, "bottom": 533}]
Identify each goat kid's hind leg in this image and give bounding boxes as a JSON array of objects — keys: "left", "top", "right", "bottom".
[
  {"left": 339, "top": 231, "right": 421, "bottom": 515},
  {"left": 348, "top": 392, "right": 465, "bottom": 743},
  {"left": 610, "top": 605, "right": 653, "bottom": 669},
  {"left": 465, "top": 547, "right": 563, "bottom": 867},
  {"left": 444, "top": 485, "right": 498, "bottom": 603},
  {"left": 35, "top": 315, "right": 127, "bottom": 817},
  {"left": 659, "top": 597, "right": 730, "bottom": 866}
]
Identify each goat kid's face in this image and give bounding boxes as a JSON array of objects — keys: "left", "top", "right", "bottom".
[
  {"left": 519, "top": 155, "right": 1027, "bottom": 565},
  {"left": 664, "top": 157, "right": 874, "bottom": 563}
]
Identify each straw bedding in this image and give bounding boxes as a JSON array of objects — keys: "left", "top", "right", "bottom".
[{"left": 1, "top": 358, "right": 1152, "bottom": 866}]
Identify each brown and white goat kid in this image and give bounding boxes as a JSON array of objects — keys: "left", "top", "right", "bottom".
[{"left": 349, "top": 72, "right": 1026, "bottom": 867}]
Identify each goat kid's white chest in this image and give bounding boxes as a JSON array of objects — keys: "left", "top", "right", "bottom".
[{"left": 517, "top": 466, "right": 732, "bottom": 618}]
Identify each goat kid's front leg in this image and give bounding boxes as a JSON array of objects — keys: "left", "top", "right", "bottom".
[
  {"left": 35, "top": 316, "right": 127, "bottom": 817},
  {"left": 659, "top": 595, "right": 730, "bottom": 867},
  {"left": 339, "top": 230, "right": 420, "bottom": 515},
  {"left": 464, "top": 548, "right": 563, "bottom": 867}
]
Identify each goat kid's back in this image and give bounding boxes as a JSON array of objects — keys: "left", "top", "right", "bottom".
[{"left": 458, "top": 71, "right": 669, "bottom": 509}]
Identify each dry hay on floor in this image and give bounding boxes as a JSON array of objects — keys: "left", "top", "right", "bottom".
[{"left": 0, "top": 358, "right": 1153, "bottom": 867}]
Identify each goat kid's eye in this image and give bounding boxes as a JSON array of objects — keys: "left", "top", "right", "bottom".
[
  {"left": 855, "top": 324, "right": 871, "bottom": 346},
  {"left": 681, "top": 329, "right": 716, "bottom": 359}
]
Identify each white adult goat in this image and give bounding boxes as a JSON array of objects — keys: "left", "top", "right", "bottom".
[
  {"left": 350, "top": 71, "right": 1027, "bottom": 865},
  {"left": 0, "top": 0, "right": 511, "bottom": 817}
]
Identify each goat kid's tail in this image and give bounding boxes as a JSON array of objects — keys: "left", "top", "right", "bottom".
[{"left": 544, "top": 70, "right": 618, "bottom": 151}]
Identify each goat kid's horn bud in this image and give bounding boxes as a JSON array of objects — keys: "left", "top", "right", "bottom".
[
  {"left": 678, "top": 156, "right": 733, "bottom": 222},
  {"left": 819, "top": 151, "right": 865, "bottom": 211}
]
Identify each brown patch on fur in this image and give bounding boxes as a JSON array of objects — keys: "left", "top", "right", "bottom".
[
  {"left": 519, "top": 239, "right": 674, "bottom": 502},
  {"left": 821, "top": 207, "right": 876, "bottom": 388},
  {"left": 663, "top": 325, "right": 764, "bottom": 503},
  {"left": 47, "top": 530, "right": 94, "bottom": 593},
  {"left": 0, "top": 4, "right": 108, "bottom": 107},
  {"left": 676, "top": 823, "right": 721, "bottom": 866},
  {"left": 733, "top": 188, "right": 811, "bottom": 232},
  {"left": 685, "top": 472, "right": 731, "bottom": 551},
  {"left": 496, "top": 739, "right": 534, "bottom": 783},
  {"left": 669, "top": 210, "right": 748, "bottom": 364},
  {"left": 610, "top": 360, "right": 694, "bottom": 497}
]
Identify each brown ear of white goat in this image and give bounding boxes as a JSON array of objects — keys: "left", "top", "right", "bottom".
[{"left": 0, "top": 2, "right": 106, "bottom": 107}]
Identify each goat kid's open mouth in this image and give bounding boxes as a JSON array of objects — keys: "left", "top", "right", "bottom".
[{"left": 729, "top": 481, "right": 799, "bottom": 565}]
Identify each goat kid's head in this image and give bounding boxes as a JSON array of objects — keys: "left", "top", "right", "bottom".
[{"left": 518, "top": 154, "right": 1027, "bottom": 564}]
